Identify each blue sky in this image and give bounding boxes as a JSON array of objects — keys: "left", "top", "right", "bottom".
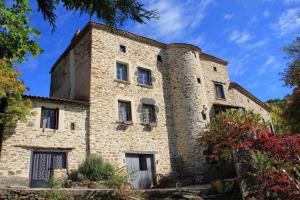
[{"left": 21, "top": 0, "right": 300, "bottom": 101}]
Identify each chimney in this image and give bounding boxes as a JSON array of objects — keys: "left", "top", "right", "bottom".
[{"left": 71, "top": 29, "right": 81, "bottom": 42}]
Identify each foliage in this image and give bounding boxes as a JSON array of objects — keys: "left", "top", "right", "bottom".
[
  {"left": 78, "top": 154, "right": 115, "bottom": 181},
  {"left": 104, "top": 167, "right": 128, "bottom": 188},
  {"left": 45, "top": 177, "right": 71, "bottom": 200},
  {"left": 201, "top": 109, "right": 266, "bottom": 160},
  {"left": 0, "top": 0, "right": 42, "bottom": 125},
  {"left": 201, "top": 109, "right": 300, "bottom": 199},
  {"left": 36, "top": 0, "right": 158, "bottom": 31},
  {"left": 280, "top": 35, "right": 300, "bottom": 134},
  {"left": 266, "top": 99, "right": 290, "bottom": 134},
  {"left": 0, "top": 0, "right": 157, "bottom": 126}
]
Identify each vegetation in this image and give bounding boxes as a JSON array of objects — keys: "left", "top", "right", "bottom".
[
  {"left": 78, "top": 154, "right": 128, "bottom": 188},
  {"left": 0, "top": 0, "right": 157, "bottom": 125},
  {"left": 78, "top": 154, "right": 115, "bottom": 181},
  {"left": 45, "top": 178, "right": 71, "bottom": 200},
  {"left": 201, "top": 109, "right": 300, "bottom": 199},
  {"left": 266, "top": 99, "right": 290, "bottom": 135},
  {"left": 264, "top": 18, "right": 300, "bottom": 135}
]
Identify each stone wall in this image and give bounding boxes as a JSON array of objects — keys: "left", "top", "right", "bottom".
[
  {"left": 166, "top": 45, "right": 209, "bottom": 176},
  {"left": 45, "top": 22, "right": 272, "bottom": 183},
  {"left": 0, "top": 99, "right": 88, "bottom": 187},
  {"left": 50, "top": 31, "right": 91, "bottom": 101},
  {"left": 88, "top": 28, "right": 172, "bottom": 176}
]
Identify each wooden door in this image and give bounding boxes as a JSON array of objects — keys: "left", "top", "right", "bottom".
[
  {"left": 125, "top": 154, "right": 155, "bottom": 189},
  {"left": 30, "top": 152, "right": 66, "bottom": 188}
]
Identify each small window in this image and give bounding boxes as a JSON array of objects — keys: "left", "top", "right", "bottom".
[
  {"left": 197, "top": 78, "right": 201, "bottom": 84},
  {"left": 214, "top": 83, "right": 226, "bottom": 99},
  {"left": 116, "top": 63, "right": 128, "bottom": 81},
  {"left": 213, "top": 67, "right": 217, "bottom": 72},
  {"left": 142, "top": 104, "right": 156, "bottom": 123},
  {"left": 120, "top": 45, "right": 126, "bottom": 53},
  {"left": 71, "top": 122, "right": 75, "bottom": 130},
  {"left": 118, "top": 101, "right": 132, "bottom": 123},
  {"left": 137, "top": 68, "right": 152, "bottom": 86},
  {"left": 202, "top": 113, "right": 207, "bottom": 120},
  {"left": 139, "top": 155, "right": 148, "bottom": 171},
  {"left": 157, "top": 55, "right": 162, "bottom": 62},
  {"left": 192, "top": 51, "right": 197, "bottom": 58},
  {"left": 40, "top": 107, "right": 58, "bottom": 129}
]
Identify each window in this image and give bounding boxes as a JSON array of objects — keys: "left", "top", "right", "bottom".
[
  {"left": 192, "top": 51, "right": 197, "bottom": 58},
  {"left": 215, "top": 83, "right": 226, "bottom": 99},
  {"left": 197, "top": 78, "right": 201, "bottom": 84},
  {"left": 71, "top": 122, "right": 75, "bottom": 130},
  {"left": 202, "top": 113, "right": 207, "bottom": 120},
  {"left": 213, "top": 67, "right": 217, "bottom": 72},
  {"left": 137, "top": 68, "right": 152, "bottom": 86},
  {"left": 142, "top": 104, "right": 156, "bottom": 123},
  {"left": 116, "top": 63, "right": 128, "bottom": 81},
  {"left": 157, "top": 55, "right": 162, "bottom": 62},
  {"left": 118, "top": 101, "right": 132, "bottom": 123},
  {"left": 52, "top": 152, "right": 67, "bottom": 169},
  {"left": 40, "top": 107, "right": 58, "bottom": 129},
  {"left": 120, "top": 45, "right": 126, "bottom": 53},
  {"left": 139, "top": 155, "right": 148, "bottom": 171}
]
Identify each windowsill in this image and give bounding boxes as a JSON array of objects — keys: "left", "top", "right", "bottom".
[
  {"left": 137, "top": 84, "right": 153, "bottom": 89},
  {"left": 140, "top": 122, "right": 157, "bottom": 127},
  {"left": 114, "top": 79, "right": 130, "bottom": 84},
  {"left": 116, "top": 121, "right": 133, "bottom": 126},
  {"left": 215, "top": 97, "right": 226, "bottom": 101}
]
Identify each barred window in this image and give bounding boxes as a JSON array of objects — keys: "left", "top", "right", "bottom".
[{"left": 142, "top": 104, "right": 156, "bottom": 123}]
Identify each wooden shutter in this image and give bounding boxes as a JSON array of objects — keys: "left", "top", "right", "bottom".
[{"left": 55, "top": 108, "right": 59, "bottom": 129}]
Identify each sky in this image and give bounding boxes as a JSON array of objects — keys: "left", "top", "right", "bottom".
[{"left": 21, "top": 0, "right": 300, "bottom": 102}]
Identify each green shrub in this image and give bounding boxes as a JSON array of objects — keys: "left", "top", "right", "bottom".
[
  {"left": 105, "top": 167, "right": 128, "bottom": 188},
  {"left": 78, "top": 154, "right": 115, "bottom": 181}
]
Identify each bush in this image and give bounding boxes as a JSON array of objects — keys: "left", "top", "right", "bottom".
[
  {"left": 78, "top": 154, "right": 115, "bottom": 181},
  {"left": 201, "top": 109, "right": 300, "bottom": 199}
]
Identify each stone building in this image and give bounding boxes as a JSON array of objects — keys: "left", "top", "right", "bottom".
[{"left": 0, "top": 21, "right": 271, "bottom": 188}]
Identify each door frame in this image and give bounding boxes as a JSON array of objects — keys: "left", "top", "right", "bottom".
[{"left": 29, "top": 149, "right": 69, "bottom": 187}]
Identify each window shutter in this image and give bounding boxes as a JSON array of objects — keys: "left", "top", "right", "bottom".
[
  {"left": 40, "top": 107, "right": 44, "bottom": 128},
  {"left": 55, "top": 108, "right": 59, "bottom": 129}
]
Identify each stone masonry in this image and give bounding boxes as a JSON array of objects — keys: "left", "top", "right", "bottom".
[{"left": 0, "top": 21, "right": 272, "bottom": 187}]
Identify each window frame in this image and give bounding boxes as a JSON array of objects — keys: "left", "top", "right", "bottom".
[
  {"left": 142, "top": 104, "right": 156, "bottom": 124},
  {"left": 118, "top": 100, "right": 132, "bottom": 123},
  {"left": 116, "top": 62, "right": 129, "bottom": 82},
  {"left": 40, "top": 107, "right": 59, "bottom": 129},
  {"left": 214, "top": 83, "right": 226, "bottom": 100},
  {"left": 137, "top": 67, "right": 152, "bottom": 86}
]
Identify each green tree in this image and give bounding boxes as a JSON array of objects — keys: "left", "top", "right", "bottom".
[
  {"left": 265, "top": 99, "right": 290, "bottom": 134},
  {"left": 0, "top": 0, "right": 157, "bottom": 125},
  {"left": 281, "top": 36, "right": 300, "bottom": 133}
]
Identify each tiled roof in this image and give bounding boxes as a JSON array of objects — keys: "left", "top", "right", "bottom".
[{"left": 23, "top": 95, "right": 89, "bottom": 106}]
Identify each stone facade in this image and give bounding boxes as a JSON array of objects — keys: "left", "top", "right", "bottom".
[
  {"left": 0, "top": 97, "right": 88, "bottom": 187},
  {"left": 0, "top": 21, "right": 272, "bottom": 187}
]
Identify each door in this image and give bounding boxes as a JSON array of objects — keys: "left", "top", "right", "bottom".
[
  {"left": 30, "top": 151, "right": 66, "bottom": 188},
  {"left": 125, "top": 154, "right": 155, "bottom": 189}
]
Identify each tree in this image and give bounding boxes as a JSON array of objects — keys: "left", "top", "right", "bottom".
[
  {"left": 0, "top": 0, "right": 157, "bottom": 125},
  {"left": 37, "top": 0, "right": 158, "bottom": 31},
  {"left": 200, "top": 109, "right": 300, "bottom": 199},
  {"left": 281, "top": 36, "right": 300, "bottom": 133},
  {"left": 265, "top": 99, "right": 290, "bottom": 135}
]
